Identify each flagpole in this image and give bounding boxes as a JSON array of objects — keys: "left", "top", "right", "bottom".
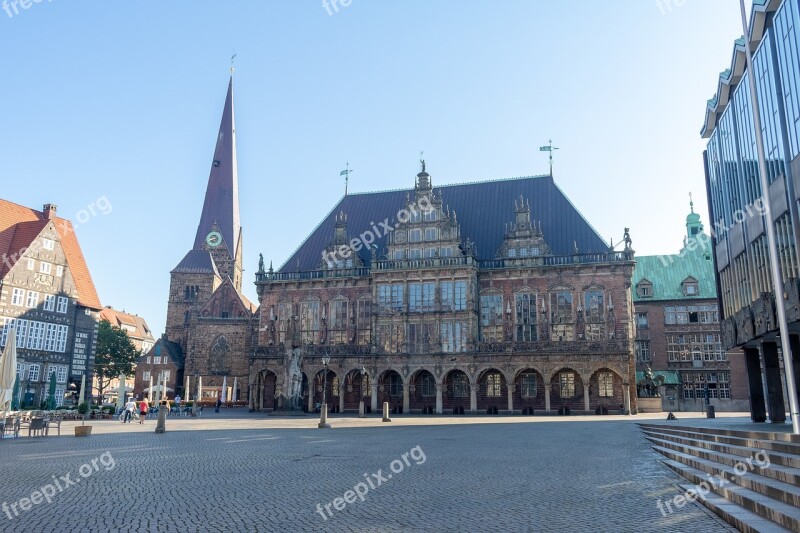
[{"left": 739, "top": 0, "right": 799, "bottom": 433}]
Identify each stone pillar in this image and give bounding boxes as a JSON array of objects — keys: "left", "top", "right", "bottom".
[
  {"left": 507, "top": 383, "right": 514, "bottom": 413},
  {"left": 583, "top": 383, "right": 590, "bottom": 412},
  {"left": 249, "top": 378, "right": 255, "bottom": 411},
  {"left": 402, "top": 384, "right": 410, "bottom": 414},
  {"left": 791, "top": 335, "right": 800, "bottom": 412},
  {"left": 370, "top": 382, "right": 378, "bottom": 412},
  {"left": 745, "top": 347, "right": 767, "bottom": 422},
  {"left": 435, "top": 383, "right": 443, "bottom": 414},
  {"left": 762, "top": 342, "right": 787, "bottom": 423},
  {"left": 307, "top": 387, "right": 314, "bottom": 413},
  {"left": 339, "top": 389, "right": 345, "bottom": 414},
  {"left": 470, "top": 383, "right": 477, "bottom": 414},
  {"left": 623, "top": 383, "right": 631, "bottom": 415},
  {"left": 544, "top": 383, "right": 551, "bottom": 413}
]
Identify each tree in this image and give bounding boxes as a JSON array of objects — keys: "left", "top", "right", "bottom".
[{"left": 94, "top": 320, "right": 139, "bottom": 401}]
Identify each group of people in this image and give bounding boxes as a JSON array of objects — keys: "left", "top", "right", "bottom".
[{"left": 121, "top": 395, "right": 182, "bottom": 423}]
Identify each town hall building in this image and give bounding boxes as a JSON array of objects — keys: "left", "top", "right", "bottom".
[{"left": 164, "top": 76, "right": 640, "bottom": 415}]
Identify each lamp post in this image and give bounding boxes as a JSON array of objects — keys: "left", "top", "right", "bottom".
[
  {"left": 318, "top": 353, "right": 331, "bottom": 429},
  {"left": 359, "top": 366, "right": 367, "bottom": 418}
]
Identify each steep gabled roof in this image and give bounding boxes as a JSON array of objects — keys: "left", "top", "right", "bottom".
[
  {"left": 141, "top": 337, "right": 184, "bottom": 368},
  {"left": 172, "top": 249, "right": 220, "bottom": 276},
  {"left": 279, "top": 174, "right": 610, "bottom": 272},
  {"left": 0, "top": 199, "right": 102, "bottom": 309},
  {"left": 100, "top": 307, "right": 155, "bottom": 343},
  {"left": 199, "top": 277, "right": 257, "bottom": 316},
  {"left": 633, "top": 238, "right": 718, "bottom": 302}
]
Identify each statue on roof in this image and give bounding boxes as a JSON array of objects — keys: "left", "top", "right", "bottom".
[
  {"left": 258, "top": 253, "right": 265, "bottom": 273},
  {"left": 623, "top": 228, "right": 632, "bottom": 250}
]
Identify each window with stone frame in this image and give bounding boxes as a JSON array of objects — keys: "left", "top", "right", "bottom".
[
  {"left": 584, "top": 290, "right": 605, "bottom": 341},
  {"left": 451, "top": 373, "right": 469, "bottom": 397},
  {"left": 682, "top": 277, "right": 699, "bottom": 296},
  {"left": 420, "top": 373, "right": 436, "bottom": 396},
  {"left": 559, "top": 371, "right": 576, "bottom": 398},
  {"left": 143, "top": 371, "right": 151, "bottom": 381},
  {"left": 636, "top": 312, "right": 648, "bottom": 329},
  {"left": 277, "top": 302, "right": 292, "bottom": 343},
  {"left": 377, "top": 323, "right": 404, "bottom": 353},
  {"left": 300, "top": 301, "right": 320, "bottom": 344},
  {"left": 515, "top": 293, "right": 538, "bottom": 341},
  {"left": 440, "top": 281, "right": 454, "bottom": 311},
  {"left": 485, "top": 373, "right": 502, "bottom": 397},
  {"left": 328, "top": 300, "right": 348, "bottom": 344},
  {"left": 635, "top": 340, "right": 651, "bottom": 362},
  {"left": 454, "top": 281, "right": 468, "bottom": 311},
  {"left": 441, "top": 322, "right": 467, "bottom": 353},
  {"left": 598, "top": 372, "right": 614, "bottom": 397},
  {"left": 550, "top": 291, "right": 574, "bottom": 341},
  {"left": 408, "top": 322, "right": 437, "bottom": 353},
  {"left": 480, "top": 294, "right": 504, "bottom": 342},
  {"left": 409, "top": 283, "right": 435, "bottom": 312},
  {"left": 357, "top": 299, "right": 371, "bottom": 345},
  {"left": 636, "top": 281, "right": 653, "bottom": 298},
  {"left": 520, "top": 373, "right": 537, "bottom": 397}
]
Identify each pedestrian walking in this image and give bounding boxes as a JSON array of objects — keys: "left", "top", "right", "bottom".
[
  {"left": 123, "top": 398, "right": 136, "bottom": 423},
  {"left": 215, "top": 397, "right": 222, "bottom": 413},
  {"left": 138, "top": 398, "right": 148, "bottom": 424}
]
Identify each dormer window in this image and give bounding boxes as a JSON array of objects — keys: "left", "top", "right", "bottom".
[
  {"left": 519, "top": 247, "right": 529, "bottom": 257},
  {"left": 409, "top": 229, "right": 422, "bottom": 243},
  {"left": 531, "top": 246, "right": 540, "bottom": 256},
  {"left": 682, "top": 278, "right": 699, "bottom": 296},
  {"left": 424, "top": 210, "right": 437, "bottom": 222},
  {"left": 508, "top": 248, "right": 517, "bottom": 258},
  {"left": 637, "top": 280, "right": 653, "bottom": 298}
]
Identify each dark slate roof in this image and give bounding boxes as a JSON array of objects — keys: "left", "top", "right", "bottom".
[
  {"left": 172, "top": 249, "right": 220, "bottom": 275},
  {"left": 145, "top": 337, "right": 184, "bottom": 368},
  {"left": 192, "top": 76, "right": 240, "bottom": 258},
  {"left": 279, "top": 174, "right": 609, "bottom": 272}
]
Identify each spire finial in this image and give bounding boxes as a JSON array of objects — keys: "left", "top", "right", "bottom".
[
  {"left": 340, "top": 162, "right": 352, "bottom": 195},
  {"left": 539, "top": 139, "right": 559, "bottom": 175},
  {"left": 230, "top": 52, "right": 237, "bottom": 74},
  {"left": 689, "top": 191, "right": 694, "bottom": 213}
]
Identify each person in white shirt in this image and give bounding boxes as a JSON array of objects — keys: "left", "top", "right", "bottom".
[{"left": 123, "top": 399, "right": 137, "bottom": 423}]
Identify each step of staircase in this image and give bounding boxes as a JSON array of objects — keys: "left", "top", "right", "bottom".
[{"left": 639, "top": 423, "right": 800, "bottom": 532}]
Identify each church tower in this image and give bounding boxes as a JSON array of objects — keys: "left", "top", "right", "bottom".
[{"left": 166, "top": 76, "right": 243, "bottom": 348}]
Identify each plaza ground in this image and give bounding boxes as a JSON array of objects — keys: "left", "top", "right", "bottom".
[{"left": 0, "top": 411, "right": 758, "bottom": 532}]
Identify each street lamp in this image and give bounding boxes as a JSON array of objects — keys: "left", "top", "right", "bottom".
[
  {"left": 359, "top": 366, "right": 367, "bottom": 418},
  {"left": 318, "top": 353, "right": 332, "bottom": 429}
]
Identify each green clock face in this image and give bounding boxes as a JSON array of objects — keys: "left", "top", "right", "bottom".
[{"left": 205, "top": 231, "right": 223, "bottom": 247}]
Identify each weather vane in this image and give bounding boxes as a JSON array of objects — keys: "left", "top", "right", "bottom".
[
  {"left": 339, "top": 162, "right": 353, "bottom": 195},
  {"left": 539, "top": 139, "right": 559, "bottom": 175},
  {"left": 230, "top": 52, "right": 237, "bottom": 74}
]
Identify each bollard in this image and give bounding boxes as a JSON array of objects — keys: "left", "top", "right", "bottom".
[
  {"left": 359, "top": 400, "right": 365, "bottom": 418},
  {"left": 191, "top": 399, "right": 197, "bottom": 418},
  {"left": 318, "top": 402, "right": 331, "bottom": 429},
  {"left": 155, "top": 400, "right": 167, "bottom": 434},
  {"left": 382, "top": 401, "right": 391, "bottom": 423}
]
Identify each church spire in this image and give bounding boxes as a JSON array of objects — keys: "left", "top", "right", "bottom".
[{"left": 193, "top": 76, "right": 241, "bottom": 259}]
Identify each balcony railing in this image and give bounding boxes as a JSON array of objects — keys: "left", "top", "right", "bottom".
[
  {"left": 257, "top": 267, "right": 371, "bottom": 282},
  {"left": 374, "top": 256, "right": 476, "bottom": 270}
]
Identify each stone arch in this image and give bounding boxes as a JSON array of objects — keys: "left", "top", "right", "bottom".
[
  {"left": 514, "top": 368, "right": 546, "bottom": 414},
  {"left": 476, "top": 367, "right": 506, "bottom": 414},
  {"left": 255, "top": 369, "right": 278, "bottom": 412},
  {"left": 588, "top": 367, "right": 625, "bottom": 413},
  {"left": 378, "top": 369, "right": 404, "bottom": 414},
  {"left": 550, "top": 367, "right": 585, "bottom": 414},
  {"left": 342, "top": 368, "right": 370, "bottom": 412},
  {"left": 311, "top": 368, "right": 340, "bottom": 413},
  {"left": 409, "top": 369, "right": 437, "bottom": 414},
  {"left": 443, "top": 369, "right": 470, "bottom": 415}
]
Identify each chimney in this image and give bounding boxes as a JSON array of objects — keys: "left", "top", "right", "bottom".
[{"left": 43, "top": 204, "right": 57, "bottom": 220}]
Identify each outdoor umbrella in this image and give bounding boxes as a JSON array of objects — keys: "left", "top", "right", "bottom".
[
  {"left": 221, "top": 375, "right": 228, "bottom": 403},
  {"left": 0, "top": 327, "right": 17, "bottom": 416},
  {"left": 11, "top": 374, "right": 20, "bottom": 410},
  {"left": 232, "top": 377, "right": 238, "bottom": 403},
  {"left": 116, "top": 373, "right": 126, "bottom": 411},
  {"left": 46, "top": 371, "right": 57, "bottom": 410},
  {"left": 78, "top": 374, "right": 86, "bottom": 406}
]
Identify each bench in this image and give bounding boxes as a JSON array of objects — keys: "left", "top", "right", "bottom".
[
  {"left": 45, "top": 417, "right": 62, "bottom": 436},
  {"left": 28, "top": 418, "right": 46, "bottom": 438},
  {"left": 1, "top": 417, "right": 20, "bottom": 438}
]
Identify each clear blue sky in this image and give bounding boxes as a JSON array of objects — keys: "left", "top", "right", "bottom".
[{"left": 0, "top": 1, "right": 745, "bottom": 334}]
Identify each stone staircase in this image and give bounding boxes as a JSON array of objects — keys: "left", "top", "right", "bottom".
[{"left": 639, "top": 423, "right": 800, "bottom": 533}]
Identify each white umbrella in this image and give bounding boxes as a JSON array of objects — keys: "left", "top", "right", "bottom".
[
  {"left": 221, "top": 375, "right": 228, "bottom": 403},
  {"left": 185, "top": 374, "right": 190, "bottom": 401},
  {"left": 116, "top": 372, "right": 126, "bottom": 410},
  {"left": 78, "top": 374, "right": 86, "bottom": 406},
  {"left": 143, "top": 385, "right": 173, "bottom": 392},
  {"left": 197, "top": 376, "right": 202, "bottom": 401},
  {"left": 232, "top": 377, "right": 238, "bottom": 403},
  {"left": 0, "top": 328, "right": 17, "bottom": 416},
  {"left": 148, "top": 375, "right": 153, "bottom": 402}
]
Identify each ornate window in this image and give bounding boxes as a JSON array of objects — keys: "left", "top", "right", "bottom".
[
  {"left": 424, "top": 228, "right": 438, "bottom": 241},
  {"left": 409, "top": 283, "right": 435, "bottom": 312},
  {"left": 388, "top": 373, "right": 402, "bottom": 396},
  {"left": 329, "top": 300, "right": 348, "bottom": 344},
  {"left": 682, "top": 277, "right": 699, "bottom": 296},
  {"left": 408, "top": 322, "right": 437, "bottom": 353},
  {"left": 332, "top": 377, "right": 340, "bottom": 396},
  {"left": 584, "top": 290, "right": 605, "bottom": 341},
  {"left": 451, "top": 373, "right": 468, "bottom": 397},
  {"left": 559, "top": 371, "right": 575, "bottom": 398},
  {"left": 377, "top": 324, "right": 404, "bottom": 353},
  {"left": 636, "top": 312, "right": 648, "bottom": 329},
  {"left": 635, "top": 340, "right": 651, "bottom": 362},
  {"left": 480, "top": 294, "right": 504, "bottom": 341},
  {"left": 277, "top": 302, "right": 292, "bottom": 343},
  {"left": 441, "top": 281, "right": 468, "bottom": 311},
  {"left": 598, "top": 372, "right": 614, "bottom": 397},
  {"left": 485, "top": 373, "right": 502, "bottom": 397},
  {"left": 550, "top": 291, "right": 573, "bottom": 341},
  {"left": 299, "top": 301, "right": 320, "bottom": 344},
  {"left": 357, "top": 299, "right": 371, "bottom": 345},
  {"left": 210, "top": 336, "right": 230, "bottom": 374},
  {"left": 515, "top": 293, "right": 537, "bottom": 341},
  {"left": 409, "top": 229, "right": 422, "bottom": 243},
  {"left": 442, "top": 322, "right": 467, "bottom": 352},
  {"left": 521, "top": 373, "right": 537, "bottom": 397}
]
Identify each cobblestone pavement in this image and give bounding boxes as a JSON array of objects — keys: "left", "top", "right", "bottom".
[{"left": 0, "top": 414, "right": 738, "bottom": 532}]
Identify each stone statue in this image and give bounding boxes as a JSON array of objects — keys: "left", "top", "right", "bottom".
[
  {"left": 287, "top": 348, "right": 303, "bottom": 410},
  {"left": 637, "top": 366, "right": 664, "bottom": 397},
  {"left": 623, "top": 228, "right": 632, "bottom": 250},
  {"left": 258, "top": 253, "right": 265, "bottom": 272}
]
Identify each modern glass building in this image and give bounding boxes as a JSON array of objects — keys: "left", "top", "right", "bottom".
[{"left": 702, "top": 0, "right": 800, "bottom": 423}]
